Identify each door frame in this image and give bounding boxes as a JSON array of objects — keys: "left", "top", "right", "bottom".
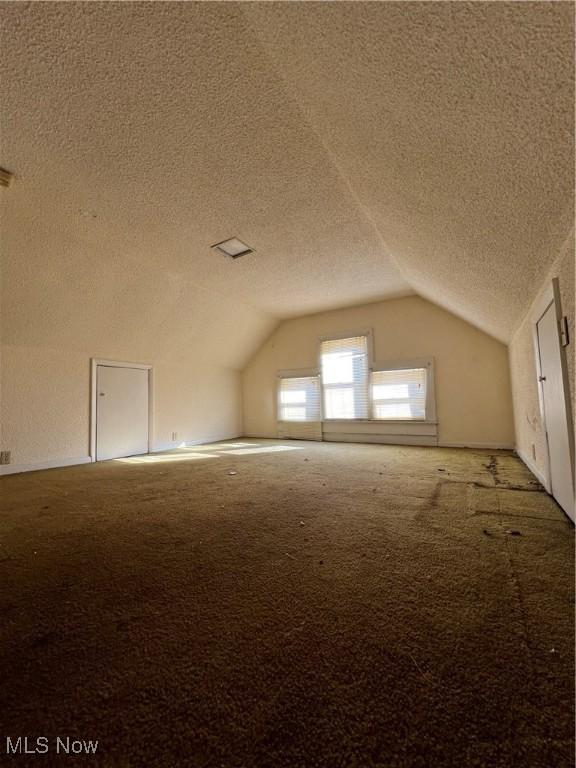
[
  {"left": 90, "top": 359, "right": 154, "bottom": 462},
  {"left": 531, "top": 279, "right": 575, "bottom": 497}
]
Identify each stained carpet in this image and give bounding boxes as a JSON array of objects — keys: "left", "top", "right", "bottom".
[{"left": 0, "top": 440, "right": 573, "bottom": 767}]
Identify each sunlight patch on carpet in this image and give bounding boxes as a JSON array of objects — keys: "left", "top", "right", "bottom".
[
  {"left": 116, "top": 453, "right": 217, "bottom": 464},
  {"left": 219, "top": 446, "right": 304, "bottom": 456}
]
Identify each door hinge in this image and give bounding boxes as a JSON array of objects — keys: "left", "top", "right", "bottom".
[{"left": 559, "top": 316, "right": 570, "bottom": 347}]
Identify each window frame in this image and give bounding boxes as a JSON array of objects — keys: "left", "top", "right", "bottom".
[
  {"left": 318, "top": 330, "right": 373, "bottom": 421},
  {"left": 371, "top": 357, "right": 437, "bottom": 423},
  {"left": 277, "top": 368, "right": 321, "bottom": 423},
  {"left": 278, "top": 346, "right": 437, "bottom": 428}
]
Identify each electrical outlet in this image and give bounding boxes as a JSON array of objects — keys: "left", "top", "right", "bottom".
[
  {"left": 172, "top": 432, "right": 178, "bottom": 442},
  {"left": 0, "top": 450, "right": 11, "bottom": 465}
]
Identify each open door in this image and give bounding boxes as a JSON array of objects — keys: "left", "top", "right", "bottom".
[{"left": 535, "top": 286, "right": 574, "bottom": 520}]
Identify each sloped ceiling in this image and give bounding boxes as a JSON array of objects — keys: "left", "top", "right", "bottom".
[
  {"left": 245, "top": 0, "right": 575, "bottom": 341},
  {"left": 1, "top": 1, "right": 573, "bottom": 357}
]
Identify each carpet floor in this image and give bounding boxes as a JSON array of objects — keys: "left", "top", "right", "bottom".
[{"left": 0, "top": 440, "right": 573, "bottom": 767}]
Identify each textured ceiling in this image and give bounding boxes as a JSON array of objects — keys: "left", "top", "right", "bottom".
[
  {"left": 1, "top": 1, "right": 574, "bottom": 350},
  {"left": 244, "top": 1, "right": 575, "bottom": 340}
]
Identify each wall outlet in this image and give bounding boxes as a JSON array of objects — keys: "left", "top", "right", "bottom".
[
  {"left": 0, "top": 450, "right": 11, "bottom": 465},
  {"left": 172, "top": 432, "right": 178, "bottom": 442}
]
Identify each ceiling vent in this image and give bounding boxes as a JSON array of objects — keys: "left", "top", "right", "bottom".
[{"left": 211, "top": 237, "right": 254, "bottom": 259}]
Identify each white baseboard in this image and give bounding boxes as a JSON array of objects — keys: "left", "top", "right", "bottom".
[
  {"left": 151, "top": 434, "right": 243, "bottom": 453},
  {"left": 515, "top": 448, "right": 549, "bottom": 489},
  {"left": 1, "top": 435, "right": 244, "bottom": 475},
  {"left": 242, "top": 435, "right": 514, "bottom": 450},
  {"left": 0, "top": 455, "right": 92, "bottom": 476},
  {"left": 151, "top": 441, "right": 184, "bottom": 453},
  {"left": 438, "top": 442, "right": 515, "bottom": 450}
]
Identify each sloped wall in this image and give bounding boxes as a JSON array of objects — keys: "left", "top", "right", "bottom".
[{"left": 242, "top": 295, "right": 515, "bottom": 448}]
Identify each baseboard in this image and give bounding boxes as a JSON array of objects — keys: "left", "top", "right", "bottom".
[
  {"left": 1, "top": 436, "right": 243, "bottom": 475},
  {"left": 438, "top": 442, "right": 515, "bottom": 450},
  {"left": 151, "top": 434, "right": 243, "bottom": 453},
  {"left": 242, "top": 432, "right": 278, "bottom": 440},
  {"left": 242, "top": 435, "right": 514, "bottom": 450},
  {"left": 515, "top": 448, "right": 549, "bottom": 489},
  {"left": 0, "top": 455, "right": 92, "bottom": 476}
]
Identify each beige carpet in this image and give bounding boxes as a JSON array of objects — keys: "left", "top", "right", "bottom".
[{"left": 0, "top": 440, "right": 573, "bottom": 767}]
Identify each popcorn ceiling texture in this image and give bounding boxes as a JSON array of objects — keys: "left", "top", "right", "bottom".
[
  {"left": 244, "top": 1, "right": 574, "bottom": 341},
  {"left": 1, "top": 2, "right": 572, "bottom": 334},
  {"left": 0, "top": 2, "right": 573, "bottom": 464},
  {"left": 0, "top": 2, "right": 411, "bottom": 322}
]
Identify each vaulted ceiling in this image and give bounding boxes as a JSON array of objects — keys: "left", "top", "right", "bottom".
[{"left": 1, "top": 1, "right": 573, "bottom": 359}]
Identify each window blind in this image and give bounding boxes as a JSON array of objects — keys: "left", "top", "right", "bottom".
[
  {"left": 371, "top": 368, "right": 427, "bottom": 420},
  {"left": 277, "top": 376, "right": 322, "bottom": 440},
  {"left": 320, "top": 336, "right": 369, "bottom": 419}
]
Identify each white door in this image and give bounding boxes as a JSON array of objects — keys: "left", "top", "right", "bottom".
[
  {"left": 96, "top": 366, "right": 149, "bottom": 461},
  {"left": 536, "top": 303, "right": 574, "bottom": 519}
]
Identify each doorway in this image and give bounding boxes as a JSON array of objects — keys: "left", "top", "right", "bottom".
[
  {"left": 90, "top": 360, "right": 152, "bottom": 461},
  {"left": 535, "top": 285, "right": 574, "bottom": 520}
]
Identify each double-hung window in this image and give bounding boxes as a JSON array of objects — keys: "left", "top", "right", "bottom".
[
  {"left": 278, "top": 335, "right": 435, "bottom": 440},
  {"left": 371, "top": 366, "right": 428, "bottom": 420},
  {"left": 320, "top": 335, "right": 369, "bottom": 419},
  {"left": 277, "top": 374, "right": 322, "bottom": 440},
  {"left": 278, "top": 376, "right": 321, "bottom": 422}
]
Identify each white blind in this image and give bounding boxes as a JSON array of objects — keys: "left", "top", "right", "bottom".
[
  {"left": 278, "top": 376, "right": 322, "bottom": 440},
  {"left": 371, "top": 368, "right": 427, "bottom": 420},
  {"left": 320, "top": 336, "right": 369, "bottom": 419},
  {"left": 278, "top": 376, "right": 321, "bottom": 421}
]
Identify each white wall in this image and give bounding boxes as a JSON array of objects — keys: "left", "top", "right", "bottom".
[
  {"left": 242, "top": 295, "right": 515, "bottom": 448},
  {"left": 509, "top": 229, "right": 574, "bottom": 483},
  {"left": 0, "top": 215, "right": 276, "bottom": 471},
  {"left": 1, "top": 347, "right": 249, "bottom": 468}
]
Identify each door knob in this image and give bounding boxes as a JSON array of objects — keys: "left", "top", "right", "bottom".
[{"left": 99, "top": 392, "right": 106, "bottom": 396}]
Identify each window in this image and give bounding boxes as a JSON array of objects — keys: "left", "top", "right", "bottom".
[
  {"left": 278, "top": 376, "right": 321, "bottom": 422},
  {"left": 371, "top": 367, "right": 427, "bottom": 420},
  {"left": 320, "top": 335, "right": 369, "bottom": 419}
]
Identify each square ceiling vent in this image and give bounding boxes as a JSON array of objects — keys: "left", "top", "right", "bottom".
[{"left": 211, "top": 237, "right": 254, "bottom": 259}]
